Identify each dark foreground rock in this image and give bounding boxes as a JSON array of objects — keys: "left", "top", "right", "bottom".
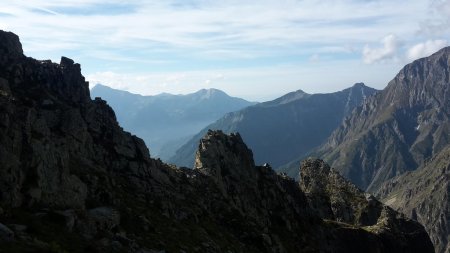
[{"left": 0, "top": 30, "right": 434, "bottom": 253}]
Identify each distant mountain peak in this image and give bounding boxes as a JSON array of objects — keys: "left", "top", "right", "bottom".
[
  {"left": 261, "top": 89, "right": 311, "bottom": 107},
  {"left": 352, "top": 82, "right": 366, "bottom": 88},
  {"left": 295, "top": 89, "right": 307, "bottom": 94},
  {"left": 91, "top": 83, "right": 114, "bottom": 92},
  {"left": 195, "top": 88, "right": 228, "bottom": 99},
  {"left": 197, "top": 88, "right": 223, "bottom": 93}
]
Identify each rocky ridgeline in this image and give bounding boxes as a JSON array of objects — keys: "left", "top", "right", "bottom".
[
  {"left": 0, "top": 30, "right": 434, "bottom": 252},
  {"left": 318, "top": 45, "right": 450, "bottom": 192}
]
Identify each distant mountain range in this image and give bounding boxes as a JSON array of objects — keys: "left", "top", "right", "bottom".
[
  {"left": 169, "top": 83, "right": 377, "bottom": 168},
  {"left": 91, "top": 84, "right": 256, "bottom": 160}
]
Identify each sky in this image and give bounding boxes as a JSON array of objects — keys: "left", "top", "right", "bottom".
[{"left": 0, "top": 0, "right": 449, "bottom": 101}]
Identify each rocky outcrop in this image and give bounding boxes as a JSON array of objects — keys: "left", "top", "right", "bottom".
[
  {"left": 376, "top": 146, "right": 450, "bottom": 253},
  {"left": 299, "top": 158, "right": 434, "bottom": 253},
  {"left": 0, "top": 30, "right": 434, "bottom": 253},
  {"left": 300, "top": 159, "right": 382, "bottom": 226}
]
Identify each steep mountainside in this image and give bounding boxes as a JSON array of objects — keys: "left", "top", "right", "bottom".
[
  {"left": 0, "top": 30, "right": 433, "bottom": 253},
  {"left": 170, "top": 83, "right": 377, "bottom": 168},
  {"left": 376, "top": 146, "right": 450, "bottom": 253},
  {"left": 314, "top": 46, "right": 450, "bottom": 192},
  {"left": 91, "top": 84, "right": 255, "bottom": 160}
]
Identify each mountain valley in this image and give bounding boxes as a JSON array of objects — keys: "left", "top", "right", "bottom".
[
  {"left": 170, "top": 83, "right": 377, "bottom": 168},
  {"left": 91, "top": 84, "right": 255, "bottom": 160},
  {"left": 0, "top": 29, "right": 439, "bottom": 253}
]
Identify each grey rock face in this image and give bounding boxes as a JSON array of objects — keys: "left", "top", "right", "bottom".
[{"left": 195, "top": 130, "right": 257, "bottom": 196}]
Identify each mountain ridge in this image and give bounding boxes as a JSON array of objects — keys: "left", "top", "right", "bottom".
[
  {"left": 170, "top": 82, "right": 378, "bottom": 168},
  {"left": 313, "top": 46, "right": 450, "bottom": 192},
  {"left": 92, "top": 84, "right": 245, "bottom": 100}
]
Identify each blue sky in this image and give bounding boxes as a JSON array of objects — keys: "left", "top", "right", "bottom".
[{"left": 1, "top": 0, "right": 449, "bottom": 101}]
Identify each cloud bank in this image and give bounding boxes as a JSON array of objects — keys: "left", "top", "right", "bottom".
[
  {"left": 407, "top": 40, "right": 448, "bottom": 61},
  {"left": 363, "top": 35, "right": 400, "bottom": 64}
]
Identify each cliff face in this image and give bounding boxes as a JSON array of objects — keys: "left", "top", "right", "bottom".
[
  {"left": 316, "top": 46, "right": 450, "bottom": 192},
  {"left": 376, "top": 146, "right": 450, "bottom": 253},
  {"left": 0, "top": 30, "right": 434, "bottom": 253}
]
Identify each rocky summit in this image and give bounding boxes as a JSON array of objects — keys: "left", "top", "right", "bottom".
[{"left": 0, "top": 30, "right": 434, "bottom": 252}]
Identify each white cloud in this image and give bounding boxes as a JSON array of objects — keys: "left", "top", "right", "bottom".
[
  {"left": 406, "top": 39, "right": 448, "bottom": 61},
  {"left": 362, "top": 34, "right": 400, "bottom": 64},
  {"left": 419, "top": 0, "right": 450, "bottom": 35},
  {"left": 1, "top": 0, "right": 431, "bottom": 58}
]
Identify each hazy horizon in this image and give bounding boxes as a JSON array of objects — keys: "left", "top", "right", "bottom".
[{"left": 2, "top": 0, "right": 449, "bottom": 101}]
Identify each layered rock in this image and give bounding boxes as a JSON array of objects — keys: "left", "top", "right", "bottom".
[{"left": 0, "top": 30, "right": 434, "bottom": 253}]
